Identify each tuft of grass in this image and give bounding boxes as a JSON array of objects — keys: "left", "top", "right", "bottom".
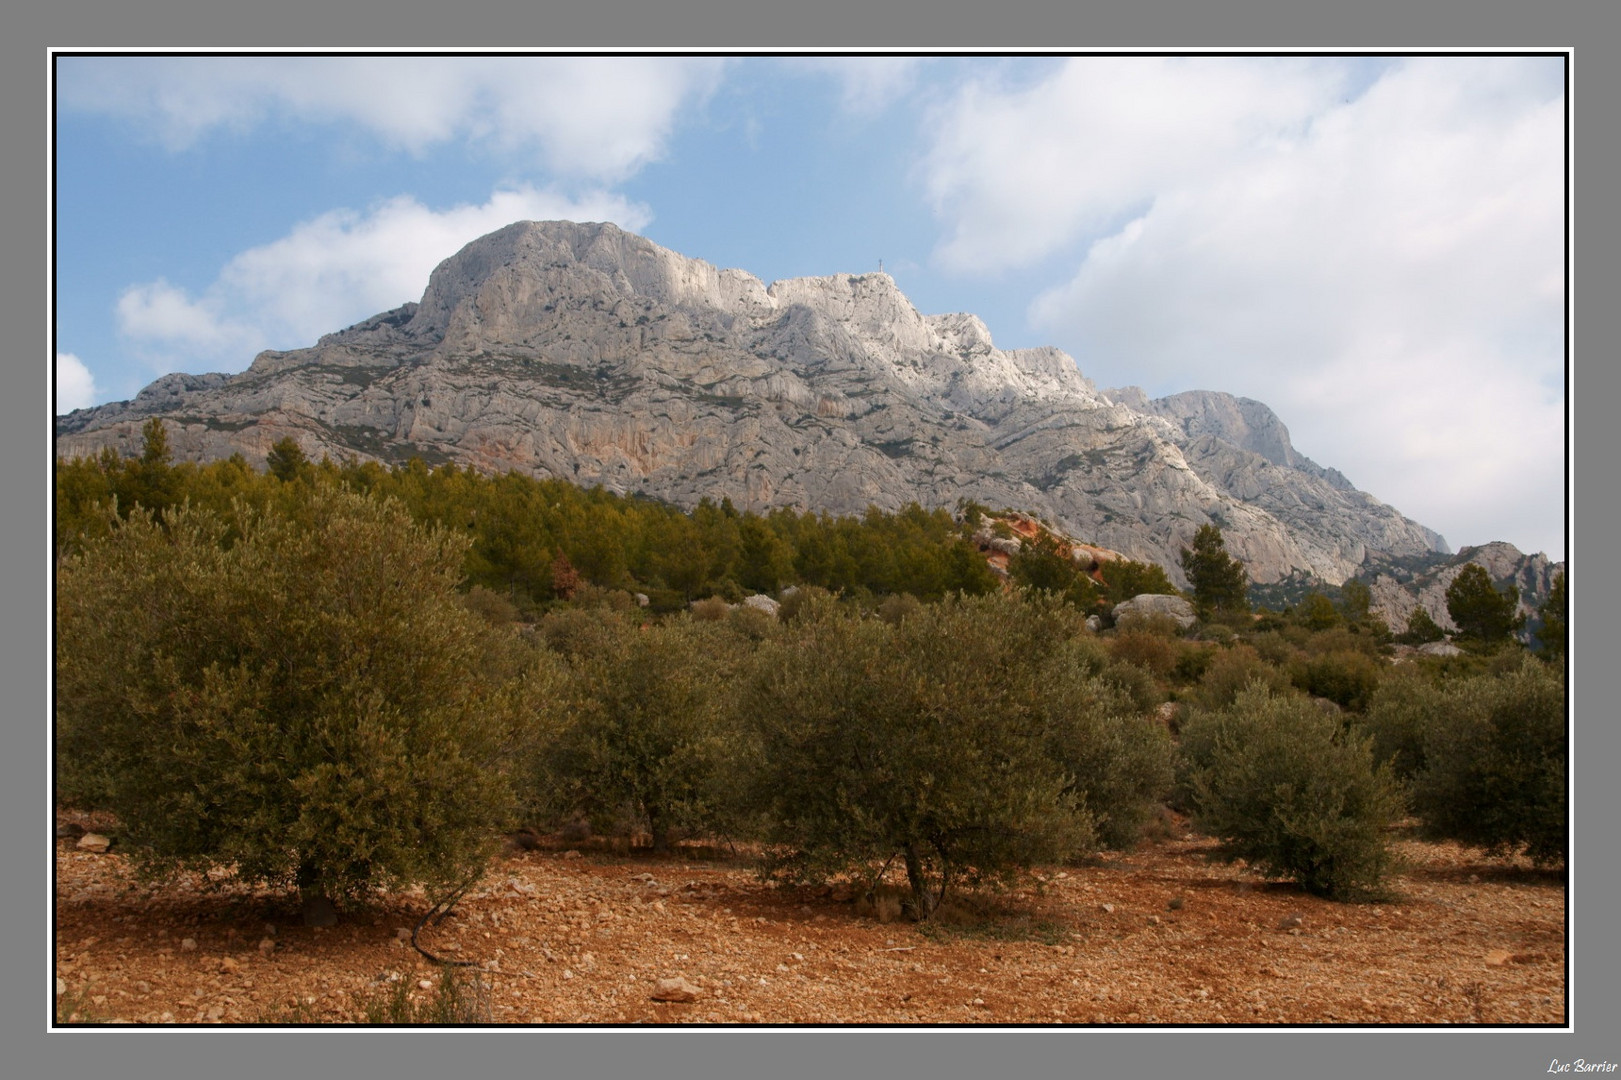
[{"left": 358, "top": 966, "right": 492, "bottom": 1025}]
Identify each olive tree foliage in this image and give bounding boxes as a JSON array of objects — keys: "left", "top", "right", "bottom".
[
  {"left": 540, "top": 614, "right": 749, "bottom": 850},
  {"left": 1410, "top": 659, "right": 1566, "bottom": 866},
  {"left": 55, "top": 488, "right": 533, "bottom": 910},
  {"left": 1179, "top": 683, "right": 1406, "bottom": 900},
  {"left": 743, "top": 591, "right": 1168, "bottom": 919}
]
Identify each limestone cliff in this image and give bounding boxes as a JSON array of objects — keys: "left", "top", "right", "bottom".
[{"left": 56, "top": 219, "right": 1449, "bottom": 586}]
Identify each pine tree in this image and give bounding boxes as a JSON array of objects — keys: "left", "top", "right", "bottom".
[
  {"left": 1445, "top": 564, "right": 1523, "bottom": 645},
  {"left": 1180, "top": 524, "right": 1249, "bottom": 618}
]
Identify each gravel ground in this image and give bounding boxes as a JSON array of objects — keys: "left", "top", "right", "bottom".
[{"left": 53, "top": 815, "right": 1566, "bottom": 1027}]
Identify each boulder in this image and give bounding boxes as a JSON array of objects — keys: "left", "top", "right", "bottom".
[
  {"left": 741, "top": 594, "right": 781, "bottom": 617},
  {"left": 1111, "top": 594, "right": 1197, "bottom": 631}
]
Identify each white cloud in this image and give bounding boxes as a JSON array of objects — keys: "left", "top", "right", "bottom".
[
  {"left": 116, "top": 185, "right": 654, "bottom": 372},
  {"left": 921, "top": 56, "right": 1566, "bottom": 556},
  {"left": 920, "top": 57, "right": 1349, "bottom": 273},
  {"left": 58, "top": 56, "right": 724, "bottom": 182},
  {"left": 784, "top": 57, "right": 927, "bottom": 114},
  {"left": 55, "top": 352, "right": 99, "bottom": 413}
]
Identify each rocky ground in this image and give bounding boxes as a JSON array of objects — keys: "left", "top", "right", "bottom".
[{"left": 53, "top": 813, "right": 1566, "bottom": 1027}]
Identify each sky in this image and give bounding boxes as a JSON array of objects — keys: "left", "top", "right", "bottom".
[{"left": 51, "top": 53, "right": 1568, "bottom": 561}]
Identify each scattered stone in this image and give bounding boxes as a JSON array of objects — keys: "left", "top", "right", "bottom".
[
  {"left": 55, "top": 978, "right": 66, "bottom": 996},
  {"left": 1277, "top": 913, "right": 1304, "bottom": 930},
  {"left": 1168, "top": 897, "right": 1184, "bottom": 911},
  {"left": 258, "top": 938, "right": 276, "bottom": 956},
  {"left": 220, "top": 957, "right": 240, "bottom": 974},
  {"left": 651, "top": 977, "right": 701, "bottom": 1003},
  {"left": 1485, "top": 950, "right": 1512, "bottom": 967},
  {"left": 181, "top": 938, "right": 198, "bottom": 952},
  {"left": 418, "top": 979, "right": 434, "bottom": 990},
  {"left": 561, "top": 850, "right": 583, "bottom": 860},
  {"left": 1101, "top": 903, "right": 1115, "bottom": 914},
  {"left": 397, "top": 928, "right": 413, "bottom": 941},
  {"left": 76, "top": 833, "right": 112, "bottom": 853}
]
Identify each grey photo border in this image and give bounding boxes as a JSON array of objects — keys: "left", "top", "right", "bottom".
[{"left": 13, "top": 1, "right": 1602, "bottom": 1077}]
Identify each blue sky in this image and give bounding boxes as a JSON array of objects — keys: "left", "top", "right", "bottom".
[{"left": 52, "top": 53, "right": 1568, "bottom": 561}]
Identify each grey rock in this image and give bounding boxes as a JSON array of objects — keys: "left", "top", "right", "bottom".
[
  {"left": 76, "top": 832, "right": 111, "bottom": 853},
  {"left": 1417, "top": 641, "right": 1464, "bottom": 657},
  {"left": 57, "top": 220, "right": 1447, "bottom": 587},
  {"left": 741, "top": 594, "right": 781, "bottom": 617},
  {"left": 1112, "top": 593, "right": 1197, "bottom": 630}
]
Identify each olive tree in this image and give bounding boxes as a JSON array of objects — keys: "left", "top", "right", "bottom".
[
  {"left": 55, "top": 488, "right": 526, "bottom": 920},
  {"left": 743, "top": 592, "right": 1102, "bottom": 919},
  {"left": 542, "top": 615, "right": 745, "bottom": 851}
]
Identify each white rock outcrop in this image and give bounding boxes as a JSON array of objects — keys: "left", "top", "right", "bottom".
[{"left": 56, "top": 219, "right": 1450, "bottom": 587}]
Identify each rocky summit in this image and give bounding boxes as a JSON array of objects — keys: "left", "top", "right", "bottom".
[{"left": 56, "top": 219, "right": 1450, "bottom": 586}]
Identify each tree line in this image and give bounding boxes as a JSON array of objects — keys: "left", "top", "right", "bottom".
[{"left": 54, "top": 426, "right": 1568, "bottom": 922}]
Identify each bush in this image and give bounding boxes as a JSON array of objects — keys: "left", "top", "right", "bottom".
[
  {"left": 1290, "top": 649, "right": 1384, "bottom": 713},
  {"left": 1411, "top": 659, "right": 1566, "bottom": 865},
  {"left": 1179, "top": 684, "right": 1405, "bottom": 900},
  {"left": 54, "top": 489, "right": 523, "bottom": 915},
  {"left": 1187, "top": 644, "right": 1294, "bottom": 711},
  {"left": 1109, "top": 629, "right": 1179, "bottom": 677},
  {"left": 544, "top": 616, "right": 744, "bottom": 850},
  {"left": 743, "top": 592, "right": 1094, "bottom": 919},
  {"left": 1357, "top": 666, "right": 1448, "bottom": 783},
  {"left": 1035, "top": 645, "right": 1175, "bottom": 851}
]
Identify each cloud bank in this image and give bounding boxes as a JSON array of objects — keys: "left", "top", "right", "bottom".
[{"left": 921, "top": 56, "right": 1565, "bottom": 555}]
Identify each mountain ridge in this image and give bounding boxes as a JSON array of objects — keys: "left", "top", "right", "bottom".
[{"left": 57, "top": 219, "right": 1453, "bottom": 587}]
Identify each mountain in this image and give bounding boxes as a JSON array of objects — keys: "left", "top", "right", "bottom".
[
  {"left": 56, "top": 219, "right": 1450, "bottom": 587},
  {"left": 1366, "top": 541, "right": 1563, "bottom": 643}
]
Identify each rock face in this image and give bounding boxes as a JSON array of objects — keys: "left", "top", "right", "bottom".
[
  {"left": 56, "top": 219, "right": 1449, "bottom": 586},
  {"left": 1366, "top": 541, "right": 1564, "bottom": 642}
]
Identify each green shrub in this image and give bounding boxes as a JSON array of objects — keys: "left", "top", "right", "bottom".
[
  {"left": 1109, "top": 629, "right": 1179, "bottom": 677},
  {"left": 54, "top": 489, "right": 523, "bottom": 913},
  {"left": 1290, "top": 649, "right": 1384, "bottom": 712},
  {"left": 1411, "top": 659, "right": 1566, "bottom": 865},
  {"left": 544, "top": 616, "right": 743, "bottom": 850},
  {"left": 1186, "top": 644, "right": 1293, "bottom": 711},
  {"left": 1179, "top": 684, "right": 1405, "bottom": 900},
  {"left": 1357, "top": 665, "right": 1448, "bottom": 783},
  {"left": 743, "top": 592, "right": 1094, "bottom": 919},
  {"left": 1037, "top": 648, "right": 1176, "bottom": 851}
]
